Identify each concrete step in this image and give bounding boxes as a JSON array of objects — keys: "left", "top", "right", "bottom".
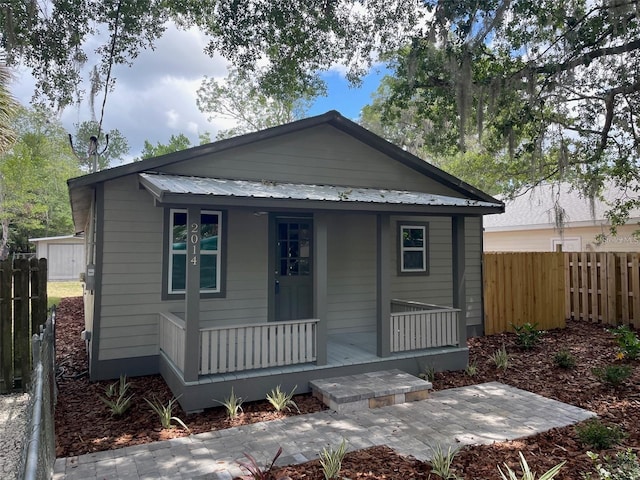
[{"left": 309, "top": 369, "right": 432, "bottom": 413}]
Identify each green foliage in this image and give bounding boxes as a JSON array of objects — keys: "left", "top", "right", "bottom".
[
  {"left": 0, "top": 63, "right": 18, "bottom": 154},
  {"left": 0, "top": 107, "right": 81, "bottom": 256},
  {"left": 553, "top": 349, "right": 576, "bottom": 369},
  {"left": 592, "top": 364, "right": 632, "bottom": 388},
  {"left": 512, "top": 323, "right": 543, "bottom": 350},
  {"left": 498, "top": 452, "right": 565, "bottom": 480},
  {"left": 266, "top": 385, "right": 299, "bottom": 413},
  {"left": 491, "top": 346, "right": 509, "bottom": 370},
  {"left": 465, "top": 362, "right": 478, "bottom": 377},
  {"left": 575, "top": 418, "right": 625, "bottom": 450},
  {"left": 71, "top": 120, "right": 129, "bottom": 172},
  {"left": 215, "top": 387, "right": 243, "bottom": 419},
  {"left": 137, "top": 134, "right": 194, "bottom": 161},
  {"left": 610, "top": 325, "right": 640, "bottom": 360},
  {"left": 237, "top": 447, "right": 283, "bottom": 480},
  {"left": 429, "top": 444, "right": 460, "bottom": 479},
  {"left": 583, "top": 449, "right": 640, "bottom": 480},
  {"left": 99, "top": 375, "right": 133, "bottom": 416},
  {"left": 144, "top": 396, "right": 189, "bottom": 431},
  {"left": 197, "top": 67, "right": 318, "bottom": 140},
  {"left": 319, "top": 439, "right": 348, "bottom": 480},
  {"left": 419, "top": 364, "right": 436, "bottom": 382}
]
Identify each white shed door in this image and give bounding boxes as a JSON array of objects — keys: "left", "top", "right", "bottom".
[{"left": 48, "top": 244, "right": 85, "bottom": 281}]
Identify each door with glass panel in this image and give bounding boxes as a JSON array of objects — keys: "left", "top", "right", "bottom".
[{"left": 274, "top": 217, "right": 313, "bottom": 321}]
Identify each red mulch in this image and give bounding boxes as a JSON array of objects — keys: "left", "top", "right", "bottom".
[{"left": 55, "top": 297, "right": 640, "bottom": 479}]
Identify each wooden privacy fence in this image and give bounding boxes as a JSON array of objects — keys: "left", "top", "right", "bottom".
[
  {"left": 0, "top": 257, "right": 48, "bottom": 392},
  {"left": 483, "top": 252, "right": 566, "bottom": 335},
  {"left": 566, "top": 252, "right": 640, "bottom": 328}
]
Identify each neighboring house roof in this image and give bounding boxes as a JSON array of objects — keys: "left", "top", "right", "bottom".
[
  {"left": 68, "top": 110, "right": 504, "bottom": 231},
  {"left": 484, "top": 182, "right": 640, "bottom": 231},
  {"left": 139, "top": 173, "right": 502, "bottom": 212}
]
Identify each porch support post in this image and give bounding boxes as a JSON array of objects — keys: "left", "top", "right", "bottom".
[
  {"left": 376, "top": 214, "right": 391, "bottom": 357},
  {"left": 452, "top": 215, "right": 467, "bottom": 347},
  {"left": 184, "top": 206, "right": 201, "bottom": 382},
  {"left": 313, "top": 213, "right": 328, "bottom": 366}
]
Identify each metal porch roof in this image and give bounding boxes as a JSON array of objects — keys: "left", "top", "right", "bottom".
[{"left": 139, "top": 173, "right": 503, "bottom": 210}]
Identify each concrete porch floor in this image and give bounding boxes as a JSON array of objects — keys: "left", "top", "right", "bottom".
[{"left": 54, "top": 381, "right": 595, "bottom": 480}]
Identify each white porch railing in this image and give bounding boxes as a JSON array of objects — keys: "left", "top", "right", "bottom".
[
  {"left": 159, "top": 312, "right": 186, "bottom": 373},
  {"left": 390, "top": 300, "right": 460, "bottom": 353},
  {"left": 200, "top": 319, "right": 318, "bottom": 374}
]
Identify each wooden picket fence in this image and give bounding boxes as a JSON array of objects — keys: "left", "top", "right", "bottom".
[
  {"left": 566, "top": 252, "right": 640, "bottom": 328},
  {"left": 483, "top": 252, "right": 566, "bottom": 334},
  {"left": 0, "top": 257, "right": 48, "bottom": 392}
]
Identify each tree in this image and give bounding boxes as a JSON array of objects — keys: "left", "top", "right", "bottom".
[
  {"left": 137, "top": 133, "right": 193, "bottom": 160},
  {"left": 70, "top": 120, "right": 129, "bottom": 172},
  {"left": 0, "top": 107, "right": 82, "bottom": 257},
  {"left": 197, "top": 67, "right": 319, "bottom": 140},
  {"left": 0, "top": 62, "right": 18, "bottom": 153}
]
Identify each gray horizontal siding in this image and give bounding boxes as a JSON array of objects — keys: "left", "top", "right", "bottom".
[
  {"left": 464, "top": 216, "right": 484, "bottom": 332},
  {"left": 326, "top": 214, "right": 377, "bottom": 334},
  {"left": 391, "top": 216, "right": 453, "bottom": 307},
  {"left": 159, "top": 125, "right": 461, "bottom": 196}
]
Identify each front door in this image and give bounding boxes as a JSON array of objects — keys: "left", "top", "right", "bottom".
[{"left": 274, "top": 217, "right": 313, "bottom": 321}]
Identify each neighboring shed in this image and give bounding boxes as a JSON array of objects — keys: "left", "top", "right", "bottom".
[
  {"left": 28, "top": 235, "right": 85, "bottom": 281},
  {"left": 484, "top": 182, "right": 640, "bottom": 252},
  {"left": 67, "top": 110, "right": 504, "bottom": 411}
]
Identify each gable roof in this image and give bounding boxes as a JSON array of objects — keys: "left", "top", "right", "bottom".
[
  {"left": 484, "top": 182, "right": 640, "bottom": 231},
  {"left": 68, "top": 110, "right": 503, "bottom": 229}
]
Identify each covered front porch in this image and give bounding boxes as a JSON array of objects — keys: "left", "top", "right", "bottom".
[{"left": 159, "top": 300, "right": 466, "bottom": 411}]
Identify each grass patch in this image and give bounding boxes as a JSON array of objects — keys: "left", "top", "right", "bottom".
[{"left": 48, "top": 281, "right": 83, "bottom": 308}]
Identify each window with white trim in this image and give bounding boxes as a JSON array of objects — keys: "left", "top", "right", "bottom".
[
  {"left": 168, "top": 209, "right": 221, "bottom": 294},
  {"left": 399, "top": 224, "right": 428, "bottom": 274}
]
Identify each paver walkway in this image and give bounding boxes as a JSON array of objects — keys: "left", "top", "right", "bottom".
[{"left": 53, "top": 382, "right": 595, "bottom": 480}]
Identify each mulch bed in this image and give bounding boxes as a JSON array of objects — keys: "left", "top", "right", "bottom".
[{"left": 55, "top": 297, "right": 640, "bottom": 479}]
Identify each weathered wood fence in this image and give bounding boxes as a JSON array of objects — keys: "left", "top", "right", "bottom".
[
  {"left": 483, "top": 251, "right": 640, "bottom": 334},
  {"left": 566, "top": 252, "right": 640, "bottom": 328},
  {"left": 483, "top": 252, "right": 566, "bottom": 334},
  {"left": 0, "top": 258, "right": 48, "bottom": 392}
]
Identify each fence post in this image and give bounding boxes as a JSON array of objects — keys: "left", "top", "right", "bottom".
[
  {"left": 30, "top": 258, "right": 48, "bottom": 335},
  {"left": 14, "top": 259, "right": 32, "bottom": 389},
  {"left": 0, "top": 259, "right": 12, "bottom": 392}
]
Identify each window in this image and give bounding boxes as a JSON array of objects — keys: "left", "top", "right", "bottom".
[
  {"left": 168, "top": 209, "right": 222, "bottom": 295},
  {"left": 398, "top": 223, "right": 428, "bottom": 275}
]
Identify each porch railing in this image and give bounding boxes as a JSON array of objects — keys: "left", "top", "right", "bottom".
[
  {"left": 159, "top": 312, "right": 186, "bottom": 373},
  {"left": 200, "top": 319, "right": 318, "bottom": 374},
  {"left": 390, "top": 299, "right": 460, "bottom": 353}
]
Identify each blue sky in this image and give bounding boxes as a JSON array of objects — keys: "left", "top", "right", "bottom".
[{"left": 10, "top": 25, "right": 388, "bottom": 160}]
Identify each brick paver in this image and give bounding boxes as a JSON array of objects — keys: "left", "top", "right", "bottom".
[{"left": 53, "top": 382, "right": 595, "bottom": 479}]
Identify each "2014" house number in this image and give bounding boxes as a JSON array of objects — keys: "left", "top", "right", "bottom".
[{"left": 189, "top": 222, "right": 199, "bottom": 266}]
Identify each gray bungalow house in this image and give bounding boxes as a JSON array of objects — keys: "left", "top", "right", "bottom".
[{"left": 68, "top": 111, "right": 504, "bottom": 412}]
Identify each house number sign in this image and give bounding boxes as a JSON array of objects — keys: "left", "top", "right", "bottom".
[{"left": 189, "top": 222, "right": 199, "bottom": 266}]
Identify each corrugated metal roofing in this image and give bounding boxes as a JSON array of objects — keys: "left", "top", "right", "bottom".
[{"left": 139, "top": 173, "right": 503, "bottom": 209}]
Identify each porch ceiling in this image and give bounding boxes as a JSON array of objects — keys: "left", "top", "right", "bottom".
[{"left": 139, "top": 173, "right": 503, "bottom": 214}]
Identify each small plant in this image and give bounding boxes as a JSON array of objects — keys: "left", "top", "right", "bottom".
[
  {"left": 465, "top": 362, "right": 478, "bottom": 377},
  {"left": 512, "top": 322, "right": 543, "bottom": 350},
  {"left": 215, "top": 387, "right": 244, "bottom": 419},
  {"left": 592, "top": 364, "right": 632, "bottom": 387},
  {"left": 575, "top": 418, "right": 625, "bottom": 449},
  {"left": 553, "top": 349, "right": 576, "bottom": 369},
  {"left": 583, "top": 449, "right": 640, "bottom": 480},
  {"left": 266, "top": 385, "right": 300, "bottom": 413},
  {"left": 144, "top": 395, "right": 189, "bottom": 431},
  {"left": 419, "top": 364, "right": 436, "bottom": 382},
  {"left": 319, "top": 439, "right": 348, "bottom": 480},
  {"left": 237, "top": 447, "right": 283, "bottom": 480},
  {"left": 429, "top": 444, "right": 460, "bottom": 479},
  {"left": 99, "top": 374, "right": 133, "bottom": 416},
  {"left": 491, "top": 345, "right": 509, "bottom": 370},
  {"left": 611, "top": 325, "right": 640, "bottom": 360},
  {"left": 498, "top": 451, "right": 566, "bottom": 480}
]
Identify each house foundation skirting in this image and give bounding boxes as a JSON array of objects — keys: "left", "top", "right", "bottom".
[{"left": 159, "top": 347, "right": 468, "bottom": 413}]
